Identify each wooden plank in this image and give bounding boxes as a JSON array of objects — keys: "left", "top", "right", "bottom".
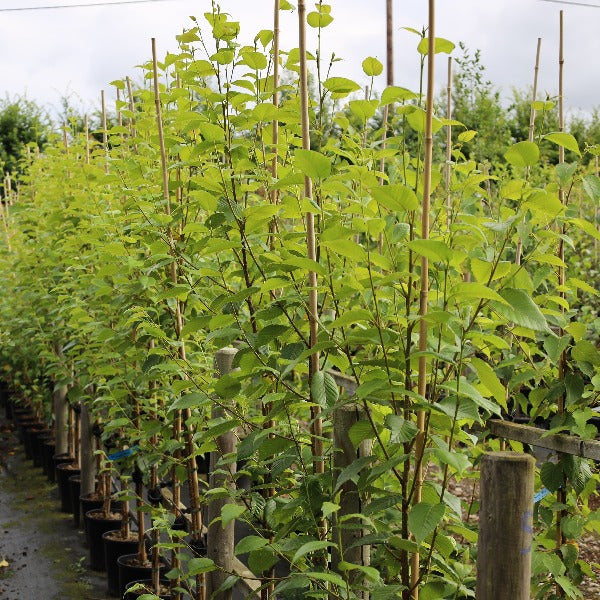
[{"left": 488, "top": 419, "right": 600, "bottom": 460}]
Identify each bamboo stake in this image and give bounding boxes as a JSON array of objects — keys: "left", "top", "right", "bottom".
[
  {"left": 410, "top": 2, "right": 436, "bottom": 598},
  {"left": 595, "top": 156, "right": 599, "bottom": 267},
  {"left": 445, "top": 57, "right": 452, "bottom": 230},
  {"left": 516, "top": 38, "right": 542, "bottom": 266},
  {"left": 151, "top": 38, "right": 203, "bottom": 600},
  {"left": 298, "top": 1, "right": 323, "bottom": 479},
  {"left": 556, "top": 10, "right": 566, "bottom": 565},
  {"left": 101, "top": 90, "right": 109, "bottom": 175},
  {"left": 268, "top": 0, "right": 280, "bottom": 253},
  {"left": 378, "top": 0, "right": 394, "bottom": 254}
]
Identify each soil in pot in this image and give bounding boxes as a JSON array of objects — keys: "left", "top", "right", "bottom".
[
  {"left": 85, "top": 509, "right": 123, "bottom": 572},
  {"left": 117, "top": 554, "right": 167, "bottom": 599},
  {"left": 80, "top": 494, "right": 122, "bottom": 546},
  {"left": 102, "top": 530, "right": 139, "bottom": 598},
  {"left": 68, "top": 474, "right": 81, "bottom": 527},
  {"left": 56, "top": 463, "right": 80, "bottom": 513},
  {"left": 123, "top": 579, "right": 171, "bottom": 600}
]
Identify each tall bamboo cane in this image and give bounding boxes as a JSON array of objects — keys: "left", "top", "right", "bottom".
[
  {"left": 151, "top": 38, "right": 204, "bottom": 600},
  {"left": 410, "top": 1, "right": 436, "bottom": 598},
  {"left": 298, "top": 0, "right": 323, "bottom": 480}
]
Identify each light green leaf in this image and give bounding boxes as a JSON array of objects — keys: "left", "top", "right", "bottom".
[
  {"left": 450, "top": 282, "right": 509, "bottom": 306},
  {"left": 544, "top": 132, "right": 581, "bottom": 156},
  {"left": 307, "top": 11, "right": 333, "bottom": 28},
  {"left": 417, "top": 37, "right": 455, "bottom": 55},
  {"left": 294, "top": 149, "right": 332, "bottom": 179},
  {"left": 323, "top": 77, "right": 361, "bottom": 97},
  {"left": 311, "top": 371, "right": 339, "bottom": 406},
  {"left": 362, "top": 56, "right": 383, "bottom": 76},
  {"left": 434, "top": 448, "right": 471, "bottom": 475},
  {"left": 470, "top": 357, "right": 506, "bottom": 409},
  {"left": 504, "top": 141, "right": 539, "bottom": 167},
  {"left": 384, "top": 414, "right": 419, "bottom": 443},
  {"left": 241, "top": 50, "right": 267, "bottom": 70},
  {"left": 407, "top": 239, "right": 452, "bottom": 263},
  {"left": 491, "top": 288, "right": 550, "bottom": 332},
  {"left": 380, "top": 86, "right": 418, "bottom": 105},
  {"left": 372, "top": 184, "right": 418, "bottom": 211},
  {"left": 348, "top": 420, "right": 376, "bottom": 448},
  {"left": 582, "top": 174, "right": 600, "bottom": 202}
]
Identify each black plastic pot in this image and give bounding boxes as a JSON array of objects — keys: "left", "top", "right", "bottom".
[
  {"left": 68, "top": 475, "right": 81, "bottom": 527},
  {"left": 16, "top": 416, "right": 40, "bottom": 444},
  {"left": 41, "top": 440, "right": 56, "bottom": 481},
  {"left": 80, "top": 495, "right": 123, "bottom": 545},
  {"left": 56, "top": 463, "right": 80, "bottom": 513},
  {"left": 117, "top": 554, "right": 167, "bottom": 599},
  {"left": 85, "top": 509, "right": 123, "bottom": 572},
  {"left": 102, "top": 530, "right": 139, "bottom": 598},
  {"left": 34, "top": 431, "right": 53, "bottom": 471},
  {"left": 123, "top": 579, "right": 171, "bottom": 600},
  {"left": 52, "top": 453, "right": 74, "bottom": 485},
  {"left": 27, "top": 426, "right": 50, "bottom": 467}
]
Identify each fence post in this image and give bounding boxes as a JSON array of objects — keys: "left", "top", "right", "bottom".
[
  {"left": 476, "top": 451, "right": 535, "bottom": 600},
  {"left": 206, "top": 347, "right": 238, "bottom": 600},
  {"left": 332, "top": 403, "right": 372, "bottom": 600}
]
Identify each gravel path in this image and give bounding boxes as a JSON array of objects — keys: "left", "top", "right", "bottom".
[{"left": 0, "top": 412, "right": 109, "bottom": 600}]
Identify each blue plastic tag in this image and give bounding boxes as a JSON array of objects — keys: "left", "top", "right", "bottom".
[
  {"left": 107, "top": 445, "right": 139, "bottom": 461},
  {"left": 534, "top": 487, "right": 551, "bottom": 503}
]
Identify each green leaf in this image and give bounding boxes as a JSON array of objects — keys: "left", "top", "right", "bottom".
[
  {"left": 291, "top": 540, "right": 333, "bottom": 565},
  {"left": 384, "top": 414, "right": 418, "bottom": 443},
  {"left": 349, "top": 99, "right": 378, "bottom": 121},
  {"left": 540, "top": 461, "right": 563, "bottom": 492},
  {"left": 348, "top": 420, "right": 376, "bottom": 448},
  {"left": 187, "top": 557, "right": 216, "bottom": 576},
  {"left": 491, "top": 288, "right": 550, "bottom": 332},
  {"left": 544, "top": 132, "right": 581, "bottom": 156},
  {"left": 234, "top": 535, "right": 269, "bottom": 556},
  {"left": 321, "top": 239, "right": 366, "bottom": 261},
  {"left": 417, "top": 37, "right": 455, "bottom": 55},
  {"left": 257, "top": 324, "right": 288, "bottom": 346},
  {"left": 470, "top": 357, "right": 506, "bottom": 408},
  {"left": 504, "top": 141, "right": 539, "bottom": 167},
  {"left": 572, "top": 340, "right": 600, "bottom": 366},
  {"left": 311, "top": 371, "right": 339, "bottom": 407},
  {"left": 335, "top": 455, "right": 374, "bottom": 491},
  {"left": 555, "top": 162, "right": 578, "bottom": 187},
  {"left": 240, "top": 50, "right": 267, "bottom": 70},
  {"left": 407, "top": 239, "right": 452, "bottom": 263},
  {"left": 380, "top": 86, "right": 417, "bottom": 105},
  {"left": 433, "top": 448, "right": 471, "bottom": 475},
  {"left": 323, "top": 77, "right": 361, "bottom": 97},
  {"left": 408, "top": 502, "right": 445, "bottom": 544},
  {"left": 294, "top": 149, "right": 332, "bottom": 179},
  {"left": 307, "top": 11, "right": 333, "bottom": 28},
  {"left": 221, "top": 503, "right": 245, "bottom": 527},
  {"left": 582, "top": 174, "right": 600, "bottom": 202},
  {"left": 362, "top": 56, "right": 383, "bottom": 76},
  {"left": 450, "top": 282, "right": 509, "bottom": 306},
  {"left": 248, "top": 548, "right": 278, "bottom": 575},
  {"left": 372, "top": 184, "right": 418, "bottom": 211}
]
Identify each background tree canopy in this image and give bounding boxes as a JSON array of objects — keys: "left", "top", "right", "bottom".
[{"left": 0, "top": 96, "right": 50, "bottom": 179}]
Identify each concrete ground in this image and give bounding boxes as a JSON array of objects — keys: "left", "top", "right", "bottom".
[{"left": 0, "top": 410, "right": 110, "bottom": 600}]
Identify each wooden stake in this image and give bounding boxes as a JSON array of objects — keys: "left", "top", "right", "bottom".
[
  {"left": 298, "top": 0, "right": 324, "bottom": 478},
  {"left": 411, "top": 2, "right": 436, "bottom": 597},
  {"left": 516, "top": 37, "right": 542, "bottom": 266},
  {"left": 445, "top": 57, "right": 452, "bottom": 229},
  {"left": 206, "top": 348, "right": 238, "bottom": 600},
  {"left": 556, "top": 9, "right": 566, "bottom": 563},
  {"left": 151, "top": 38, "right": 203, "bottom": 599},
  {"left": 475, "top": 452, "right": 535, "bottom": 600}
]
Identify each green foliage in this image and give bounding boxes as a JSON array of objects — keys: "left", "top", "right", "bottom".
[{"left": 0, "top": 5, "right": 599, "bottom": 599}]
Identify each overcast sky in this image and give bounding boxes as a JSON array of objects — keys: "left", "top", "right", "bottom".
[{"left": 1, "top": 0, "right": 598, "bottom": 122}]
